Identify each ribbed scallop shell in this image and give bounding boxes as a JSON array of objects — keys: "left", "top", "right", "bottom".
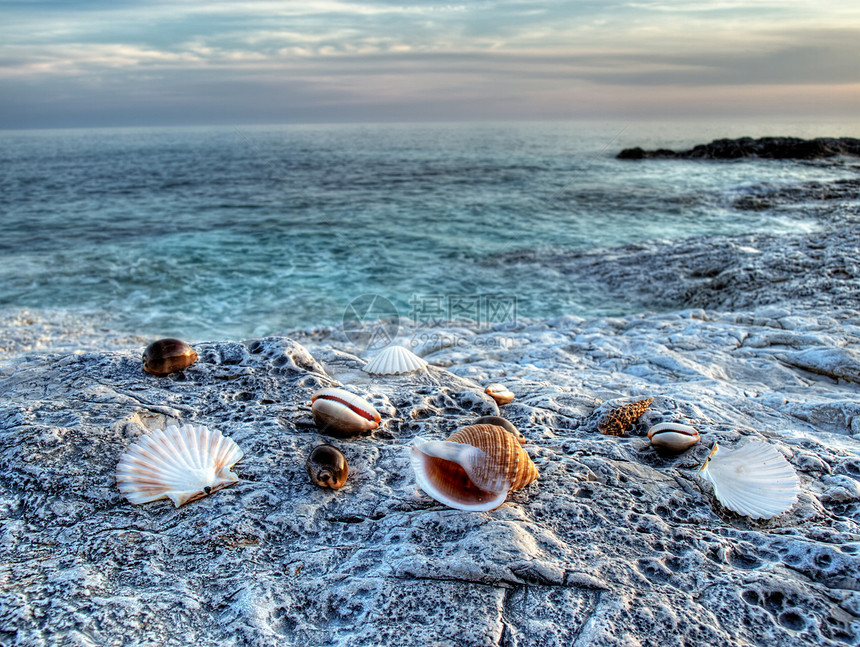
[
  {"left": 598, "top": 398, "right": 654, "bottom": 436},
  {"left": 362, "top": 345, "right": 428, "bottom": 375},
  {"left": 410, "top": 424, "right": 538, "bottom": 512},
  {"left": 116, "top": 424, "right": 244, "bottom": 507},
  {"left": 698, "top": 441, "right": 800, "bottom": 519},
  {"left": 648, "top": 422, "right": 700, "bottom": 452},
  {"left": 311, "top": 387, "right": 380, "bottom": 437}
]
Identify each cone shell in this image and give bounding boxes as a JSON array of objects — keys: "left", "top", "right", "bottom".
[
  {"left": 410, "top": 424, "right": 538, "bottom": 511},
  {"left": 311, "top": 388, "right": 380, "bottom": 437},
  {"left": 142, "top": 338, "right": 197, "bottom": 375},
  {"left": 116, "top": 424, "right": 243, "bottom": 507},
  {"left": 648, "top": 422, "right": 700, "bottom": 452},
  {"left": 698, "top": 441, "right": 800, "bottom": 520},
  {"left": 485, "top": 383, "right": 515, "bottom": 406},
  {"left": 362, "top": 345, "right": 428, "bottom": 376},
  {"left": 306, "top": 444, "right": 349, "bottom": 489},
  {"left": 598, "top": 398, "right": 654, "bottom": 436}
]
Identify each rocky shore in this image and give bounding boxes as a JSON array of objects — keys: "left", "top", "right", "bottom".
[
  {"left": 1, "top": 155, "right": 859, "bottom": 646},
  {"left": 618, "top": 137, "right": 860, "bottom": 160}
]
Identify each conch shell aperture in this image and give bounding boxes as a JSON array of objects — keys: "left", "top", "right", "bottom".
[{"left": 410, "top": 424, "right": 538, "bottom": 512}]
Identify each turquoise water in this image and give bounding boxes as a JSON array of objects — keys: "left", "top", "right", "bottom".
[{"left": 0, "top": 122, "right": 854, "bottom": 341}]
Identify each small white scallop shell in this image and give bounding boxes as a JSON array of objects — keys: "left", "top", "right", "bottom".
[
  {"left": 362, "top": 345, "right": 428, "bottom": 376},
  {"left": 311, "top": 387, "right": 381, "bottom": 437},
  {"left": 116, "top": 424, "right": 244, "bottom": 507},
  {"left": 648, "top": 422, "right": 700, "bottom": 452},
  {"left": 698, "top": 441, "right": 800, "bottom": 520},
  {"left": 485, "top": 383, "right": 515, "bottom": 406}
]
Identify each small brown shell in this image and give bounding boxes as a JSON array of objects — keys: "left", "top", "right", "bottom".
[
  {"left": 142, "top": 338, "right": 198, "bottom": 376},
  {"left": 598, "top": 398, "right": 654, "bottom": 436},
  {"left": 410, "top": 424, "right": 538, "bottom": 511},
  {"left": 485, "top": 383, "right": 515, "bottom": 406},
  {"left": 306, "top": 444, "right": 349, "bottom": 489}
]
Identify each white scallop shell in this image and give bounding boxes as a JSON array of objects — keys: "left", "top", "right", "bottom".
[
  {"left": 698, "top": 441, "right": 800, "bottom": 519},
  {"left": 116, "top": 424, "right": 244, "bottom": 507},
  {"left": 362, "top": 345, "right": 428, "bottom": 375}
]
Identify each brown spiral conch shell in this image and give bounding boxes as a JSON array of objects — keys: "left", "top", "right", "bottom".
[
  {"left": 648, "top": 422, "right": 700, "bottom": 452},
  {"left": 410, "top": 424, "right": 539, "bottom": 511},
  {"left": 485, "top": 383, "right": 515, "bottom": 406},
  {"left": 306, "top": 444, "right": 349, "bottom": 489},
  {"left": 142, "top": 338, "right": 198, "bottom": 376},
  {"left": 311, "top": 388, "right": 381, "bottom": 437},
  {"left": 598, "top": 398, "right": 654, "bottom": 436}
]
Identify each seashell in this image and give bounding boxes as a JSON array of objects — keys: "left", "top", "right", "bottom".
[
  {"left": 698, "top": 441, "right": 800, "bottom": 520},
  {"left": 142, "top": 338, "right": 198, "bottom": 375},
  {"left": 648, "top": 422, "right": 700, "bottom": 452},
  {"left": 410, "top": 423, "right": 538, "bottom": 511},
  {"left": 311, "top": 387, "right": 380, "bottom": 437},
  {"left": 306, "top": 444, "right": 349, "bottom": 489},
  {"left": 598, "top": 398, "right": 654, "bottom": 436},
  {"left": 485, "top": 383, "right": 515, "bottom": 406},
  {"left": 362, "top": 345, "right": 428, "bottom": 376},
  {"left": 473, "top": 415, "right": 525, "bottom": 444},
  {"left": 116, "top": 424, "right": 243, "bottom": 507}
]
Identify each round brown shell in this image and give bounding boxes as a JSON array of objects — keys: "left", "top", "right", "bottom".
[
  {"left": 142, "top": 338, "right": 198, "bottom": 376},
  {"left": 306, "top": 444, "right": 349, "bottom": 489}
]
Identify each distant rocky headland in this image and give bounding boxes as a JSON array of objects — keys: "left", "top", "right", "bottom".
[{"left": 618, "top": 136, "right": 860, "bottom": 160}]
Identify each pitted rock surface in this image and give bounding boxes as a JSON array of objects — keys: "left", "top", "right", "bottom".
[{"left": 2, "top": 306, "right": 859, "bottom": 645}]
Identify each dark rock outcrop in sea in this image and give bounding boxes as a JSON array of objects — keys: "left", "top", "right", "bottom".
[
  {"left": 618, "top": 136, "right": 860, "bottom": 160},
  {"left": 495, "top": 177, "right": 860, "bottom": 314}
]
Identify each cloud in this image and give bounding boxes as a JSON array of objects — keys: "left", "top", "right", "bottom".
[{"left": 1, "top": 1, "right": 859, "bottom": 126}]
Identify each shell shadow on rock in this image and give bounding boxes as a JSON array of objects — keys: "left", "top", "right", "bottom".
[
  {"left": 142, "top": 338, "right": 198, "bottom": 376},
  {"left": 698, "top": 441, "right": 800, "bottom": 520},
  {"left": 311, "top": 388, "right": 381, "bottom": 437},
  {"left": 362, "top": 345, "right": 428, "bottom": 376},
  {"left": 410, "top": 423, "right": 538, "bottom": 512},
  {"left": 598, "top": 398, "right": 654, "bottom": 436},
  {"left": 116, "top": 424, "right": 243, "bottom": 507},
  {"left": 306, "top": 444, "right": 349, "bottom": 489}
]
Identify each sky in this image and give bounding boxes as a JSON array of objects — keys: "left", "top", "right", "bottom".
[{"left": 1, "top": 0, "right": 859, "bottom": 128}]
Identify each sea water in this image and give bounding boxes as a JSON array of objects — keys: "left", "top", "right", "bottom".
[{"left": 0, "top": 121, "right": 856, "bottom": 341}]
